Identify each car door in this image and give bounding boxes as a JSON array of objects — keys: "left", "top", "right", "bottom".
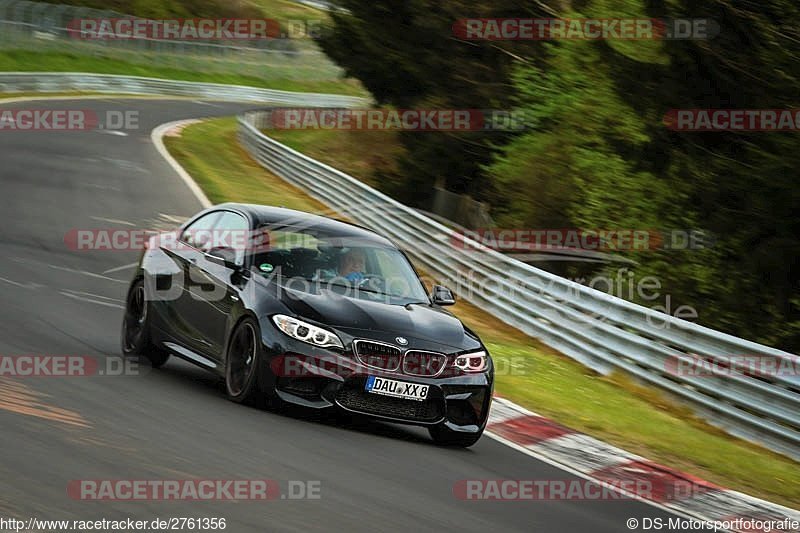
[
  {"left": 182, "top": 210, "right": 251, "bottom": 361},
  {"left": 158, "top": 210, "right": 222, "bottom": 348}
]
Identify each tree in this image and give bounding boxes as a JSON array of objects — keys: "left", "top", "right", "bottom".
[
  {"left": 487, "top": 0, "right": 800, "bottom": 349},
  {"left": 316, "top": 0, "right": 547, "bottom": 203}
]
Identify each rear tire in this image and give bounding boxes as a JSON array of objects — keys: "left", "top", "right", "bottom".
[
  {"left": 121, "top": 278, "right": 170, "bottom": 368},
  {"left": 225, "top": 318, "right": 265, "bottom": 407},
  {"left": 428, "top": 424, "right": 483, "bottom": 448}
]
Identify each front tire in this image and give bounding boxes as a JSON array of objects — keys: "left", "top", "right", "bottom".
[
  {"left": 429, "top": 424, "right": 483, "bottom": 448},
  {"left": 121, "top": 278, "right": 170, "bottom": 368},
  {"left": 225, "top": 318, "right": 264, "bottom": 406}
]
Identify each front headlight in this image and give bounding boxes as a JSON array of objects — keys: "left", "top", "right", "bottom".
[
  {"left": 453, "top": 350, "right": 490, "bottom": 373},
  {"left": 272, "top": 314, "right": 344, "bottom": 349}
]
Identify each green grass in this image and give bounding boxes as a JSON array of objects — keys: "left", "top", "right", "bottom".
[
  {"left": 165, "top": 117, "right": 326, "bottom": 211},
  {"left": 265, "top": 128, "right": 403, "bottom": 189},
  {"left": 165, "top": 117, "right": 800, "bottom": 509},
  {"left": 34, "top": 0, "right": 328, "bottom": 22},
  {"left": 0, "top": 0, "right": 357, "bottom": 94},
  {"left": 249, "top": 0, "right": 330, "bottom": 23},
  {"left": 0, "top": 50, "right": 366, "bottom": 96},
  {"left": 0, "top": 1, "right": 365, "bottom": 96}
]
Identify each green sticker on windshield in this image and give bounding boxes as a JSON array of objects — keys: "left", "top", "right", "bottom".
[{"left": 259, "top": 263, "right": 274, "bottom": 273}]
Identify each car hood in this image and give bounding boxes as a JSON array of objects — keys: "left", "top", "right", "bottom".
[{"left": 273, "top": 285, "right": 480, "bottom": 352}]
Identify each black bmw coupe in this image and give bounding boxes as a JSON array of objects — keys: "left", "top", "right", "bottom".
[{"left": 122, "top": 203, "right": 493, "bottom": 447}]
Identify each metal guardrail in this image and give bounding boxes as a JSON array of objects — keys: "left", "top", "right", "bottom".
[
  {"left": 0, "top": 0, "right": 323, "bottom": 51},
  {"left": 238, "top": 109, "right": 800, "bottom": 461},
  {"left": 0, "top": 72, "right": 366, "bottom": 107},
  {"left": 0, "top": 0, "right": 344, "bottom": 81}
]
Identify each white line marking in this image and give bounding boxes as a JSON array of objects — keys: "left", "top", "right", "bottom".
[
  {"left": 158, "top": 213, "right": 189, "bottom": 224},
  {"left": 61, "top": 289, "right": 123, "bottom": 303},
  {"left": 59, "top": 291, "right": 124, "bottom": 309},
  {"left": 191, "top": 101, "right": 222, "bottom": 108},
  {"left": 0, "top": 276, "right": 43, "bottom": 290},
  {"left": 151, "top": 120, "right": 212, "bottom": 209},
  {"left": 90, "top": 216, "right": 136, "bottom": 226},
  {"left": 81, "top": 182, "right": 122, "bottom": 192},
  {"left": 46, "top": 264, "right": 126, "bottom": 284},
  {"left": 11, "top": 257, "right": 127, "bottom": 284},
  {"left": 0, "top": 276, "right": 25, "bottom": 287},
  {"left": 0, "top": 276, "right": 44, "bottom": 290},
  {"left": 102, "top": 262, "right": 138, "bottom": 275},
  {"left": 98, "top": 130, "right": 128, "bottom": 136}
]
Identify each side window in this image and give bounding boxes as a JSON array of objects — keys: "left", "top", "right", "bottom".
[
  {"left": 269, "top": 230, "right": 319, "bottom": 251},
  {"left": 181, "top": 212, "right": 221, "bottom": 252},
  {"left": 213, "top": 211, "right": 250, "bottom": 265}
]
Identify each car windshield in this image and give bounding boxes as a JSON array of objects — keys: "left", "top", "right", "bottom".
[{"left": 249, "top": 225, "right": 430, "bottom": 304}]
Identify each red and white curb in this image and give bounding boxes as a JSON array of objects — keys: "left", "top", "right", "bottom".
[{"left": 486, "top": 397, "right": 800, "bottom": 532}]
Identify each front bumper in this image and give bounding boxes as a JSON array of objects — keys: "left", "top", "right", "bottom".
[{"left": 260, "top": 339, "right": 493, "bottom": 433}]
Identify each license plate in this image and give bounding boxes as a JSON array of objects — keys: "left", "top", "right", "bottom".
[{"left": 365, "top": 376, "right": 429, "bottom": 401}]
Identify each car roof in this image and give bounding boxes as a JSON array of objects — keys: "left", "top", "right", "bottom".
[{"left": 215, "top": 203, "right": 396, "bottom": 247}]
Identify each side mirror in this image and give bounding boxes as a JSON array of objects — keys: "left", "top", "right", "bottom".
[
  {"left": 431, "top": 285, "right": 456, "bottom": 306},
  {"left": 206, "top": 247, "right": 242, "bottom": 270}
]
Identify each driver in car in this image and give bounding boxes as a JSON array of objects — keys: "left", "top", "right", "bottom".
[
  {"left": 337, "top": 248, "right": 367, "bottom": 283},
  {"left": 314, "top": 248, "right": 367, "bottom": 283}
]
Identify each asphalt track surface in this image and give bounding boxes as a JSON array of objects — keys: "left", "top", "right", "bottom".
[{"left": 0, "top": 99, "right": 687, "bottom": 532}]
